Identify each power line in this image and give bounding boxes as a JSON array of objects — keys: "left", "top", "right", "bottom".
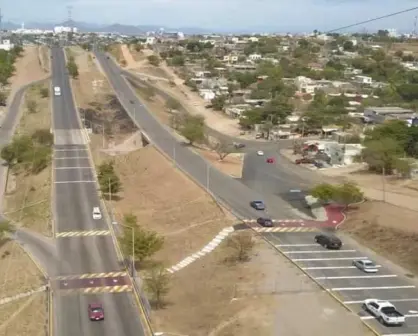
[{"left": 326, "top": 6, "right": 418, "bottom": 33}]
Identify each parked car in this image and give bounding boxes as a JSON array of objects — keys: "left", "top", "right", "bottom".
[
  {"left": 233, "top": 142, "right": 245, "bottom": 149},
  {"left": 88, "top": 303, "right": 104, "bottom": 321},
  {"left": 314, "top": 233, "right": 342, "bottom": 249},
  {"left": 363, "top": 299, "right": 405, "bottom": 326},
  {"left": 250, "top": 200, "right": 265, "bottom": 210},
  {"left": 266, "top": 157, "right": 275, "bottom": 163},
  {"left": 353, "top": 259, "right": 379, "bottom": 273},
  {"left": 257, "top": 217, "right": 273, "bottom": 227},
  {"left": 295, "top": 157, "right": 314, "bottom": 164}
]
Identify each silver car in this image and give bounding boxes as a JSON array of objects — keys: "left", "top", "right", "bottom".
[{"left": 353, "top": 259, "right": 378, "bottom": 273}]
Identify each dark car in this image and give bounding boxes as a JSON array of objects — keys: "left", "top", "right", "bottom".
[
  {"left": 315, "top": 234, "right": 342, "bottom": 249},
  {"left": 88, "top": 303, "right": 104, "bottom": 321},
  {"left": 257, "top": 217, "right": 273, "bottom": 227},
  {"left": 250, "top": 200, "right": 265, "bottom": 210},
  {"left": 233, "top": 142, "right": 246, "bottom": 149}
]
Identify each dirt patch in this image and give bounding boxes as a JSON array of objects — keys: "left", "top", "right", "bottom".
[
  {"left": 151, "top": 234, "right": 373, "bottom": 336},
  {"left": 194, "top": 148, "right": 243, "bottom": 178},
  {"left": 341, "top": 201, "right": 418, "bottom": 274},
  {"left": 66, "top": 46, "right": 92, "bottom": 73},
  {"left": 108, "top": 44, "right": 125, "bottom": 66},
  {"left": 0, "top": 240, "right": 45, "bottom": 299},
  {"left": 89, "top": 143, "right": 234, "bottom": 266},
  {"left": 4, "top": 82, "right": 52, "bottom": 235},
  {"left": 135, "top": 66, "right": 172, "bottom": 80},
  {"left": 0, "top": 292, "right": 47, "bottom": 336},
  {"left": 127, "top": 44, "right": 148, "bottom": 63}
]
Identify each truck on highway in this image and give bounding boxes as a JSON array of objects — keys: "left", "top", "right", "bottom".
[{"left": 363, "top": 299, "right": 405, "bottom": 326}]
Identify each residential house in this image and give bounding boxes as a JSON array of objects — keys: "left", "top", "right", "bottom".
[
  {"left": 223, "top": 55, "right": 239, "bottom": 63},
  {"left": 248, "top": 53, "right": 262, "bottom": 61},
  {"left": 0, "top": 39, "right": 14, "bottom": 51},
  {"left": 199, "top": 89, "right": 216, "bottom": 101},
  {"left": 353, "top": 75, "right": 372, "bottom": 85},
  {"left": 224, "top": 104, "right": 251, "bottom": 118},
  {"left": 295, "top": 76, "right": 317, "bottom": 94}
]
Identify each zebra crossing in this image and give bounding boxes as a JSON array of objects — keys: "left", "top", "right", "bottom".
[{"left": 55, "top": 230, "right": 111, "bottom": 238}]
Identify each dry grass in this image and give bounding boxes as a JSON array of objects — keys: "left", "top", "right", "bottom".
[
  {"left": 4, "top": 82, "right": 52, "bottom": 235},
  {"left": 37, "top": 46, "right": 50, "bottom": 73},
  {"left": 108, "top": 44, "right": 125, "bottom": 65},
  {"left": 0, "top": 240, "right": 45, "bottom": 299},
  {"left": 0, "top": 292, "right": 47, "bottom": 336},
  {"left": 341, "top": 201, "right": 418, "bottom": 274},
  {"left": 90, "top": 143, "right": 234, "bottom": 266},
  {"left": 127, "top": 44, "right": 148, "bottom": 62}
]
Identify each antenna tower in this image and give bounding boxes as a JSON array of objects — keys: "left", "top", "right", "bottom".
[
  {"left": 414, "top": 16, "right": 417, "bottom": 37},
  {"left": 0, "top": 9, "right": 3, "bottom": 31},
  {"left": 67, "top": 5, "right": 73, "bottom": 25}
]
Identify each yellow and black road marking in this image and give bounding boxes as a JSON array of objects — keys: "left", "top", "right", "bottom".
[
  {"left": 54, "top": 272, "right": 128, "bottom": 280},
  {"left": 253, "top": 227, "right": 318, "bottom": 233},
  {"left": 58, "top": 285, "right": 132, "bottom": 295},
  {"left": 55, "top": 230, "right": 111, "bottom": 238}
]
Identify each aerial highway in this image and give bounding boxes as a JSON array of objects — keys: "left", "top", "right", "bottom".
[
  {"left": 50, "top": 47, "right": 146, "bottom": 336},
  {"left": 94, "top": 50, "right": 303, "bottom": 220}
]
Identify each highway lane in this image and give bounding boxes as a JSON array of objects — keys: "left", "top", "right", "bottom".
[
  {"left": 264, "top": 231, "right": 418, "bottom": 335},
  {"left": 51, "top": 47, "right": 145, "bottom": 336},
  {"left": 95, "top": 50, "right": 300, "bottom": 220}
]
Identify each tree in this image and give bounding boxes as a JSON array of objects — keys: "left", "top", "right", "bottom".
[
  {"left": 1, "top": 145, "right": 16, "bottom": 167},
  {"left": 119, "top": 214, "right": 164, "bottom": 263},
  {"left": 97, "top": 161, "right": 122, "bottom": 195},
  {"left": 26, "top": 99, "right": 37, "bottom": 113},
  {"left": 144, "top": 265, "right": 171, "bottom": 309},
  {"left": 147, "top": 55, "right": 160, "bottom": 66},
  {"left": 30, "top": 146, "right": 52, "bottom": 174},
  {"left": 39, "top": 87, "right": 49, "bottom": 98},
  {"left": 211, "top": 95, "right": 226, "bottom": 111},
  {"left": 0, "top": 91, "right": 6, "bottom": 106},
  {"left": 170, "top": 55, "right": 185, "bottom": 66},
  {"left": 310, "top": 183, "right": 337, "bottom": 203},
  {"left": 333, "top": 182, "right": 364, "bottom": 207},
  {"left": 210, "top": 139, "right": 234, "bottom": 161},
  {"left": 66, "top": 57, "right": 79, "bottom": 79},
  {"left": 361, "top": 137, "right": 403, "bottom": 174},
  {"left": 0, "top": 220, "right": 13, "bottom": 241},
  {"left": 165, "top": 97, "right": 181, "bottom": 112},
  {"left": 31, "top": 129, "right": 53, "bottom": 146},
  {"left": 178, "top": 114, "right": 205, "bottom": 145},
  {"left": 226, "top": 232, "right": 255, "bottom": 262}
]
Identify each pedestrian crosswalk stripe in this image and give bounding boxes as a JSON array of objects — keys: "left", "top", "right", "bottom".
[
  {"left": 58, "top": 285, "right": 132, "bottom": 295},
  {"left": 54, "top": 272, "right": 128, "bottom": 280},
  {"left": 55, "top": 230, "right": 111, "bottom": 238},
  {"left": 243, "top": 219, "right": 305, "bottom": 224},
  {"left": 253, "top": 227, "right": 318, "bottom": 233}
]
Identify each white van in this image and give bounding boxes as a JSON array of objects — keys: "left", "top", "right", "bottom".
[
  {"left": 54, "top": 86, "right": 61, "bottom": 96},
  {"left": 92, "top": 207, "right": 102, "bottom": 220}
]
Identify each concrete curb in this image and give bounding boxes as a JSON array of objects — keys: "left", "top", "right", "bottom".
[
  {"left": 166, "top": 226, "right": 235, "bottom": 274},
  {"left": 65, "top": 47, "right": 154, "bottom": 336}
]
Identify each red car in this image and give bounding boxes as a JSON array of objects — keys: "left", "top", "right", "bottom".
[
  {"left": 88, "top": 303, "right": 104, "bottom": 321},
  {"left": 266, "top": 157, "right": 275, "bottom": 163}
]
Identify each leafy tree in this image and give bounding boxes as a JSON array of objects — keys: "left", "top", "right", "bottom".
[
  {"left": 310, "top": 182, "right": 363, "bottom": 206},
  {"left": 0, "top": 91, "right": 7, "bottom": 106},
  {"left": 144, "top": 265, "right": 171, "bottom": 309},
  {"left": 211, "top": 95, "right": 227, "bottom": 111},
  {"left": 225, "top": 232, "right": 255, "bottom": 262},
  {"left": 39, "top": 87, "right": 49, "bottom": 98},
  {"left": 0, "top": 220, "right": 13, "bottom": 241},
  {"left": 170, "top": 55, "right": 185, "bottom": 66},
  {"left": 361, "top": 138, "right": 403, "bottom": 174},
  {"left": 31, "top": 129, "right": 53, "bottom": 146},
  {"left": 97, "top": 161, "right": 122, "bottom": 195},
  {"left": 30, "top": 146, "right": 52, "bottom": 174},
  {"left": 310, "top": 183, "right": 337, "bottom": 203},
  {"left": 178, "top": 114, "right": 205, "bottom": 145},
  {"left": 147, "top": 55, "right": 160, "bottom": 66},
  {"left": 119, "top": 214, "right": 164, "bottom": 263},
  {"left": 165, "top": 97, "right": 181, "bottom": 112},
  {"left": 1, "top": 145, "right": 16, "bottom": 166},
  {"left": 66, "top": 57, "right": 79, "bottom": 79}
]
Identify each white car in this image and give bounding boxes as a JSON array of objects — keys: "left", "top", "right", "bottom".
[
  {"left": 54, "top": 86, "right": 61, "bottom": 96},
  {"left": 92, "top": 207, "right": 102, "bottom": 220},
  {"left": 257, "top": 150, "right": 264, "bottom": 156},
  {"left": 352, "top": 259, "right": 379, "bottom": 273},
  {"left": 363, "top": 299, "right": 405, "bottom": 326}
]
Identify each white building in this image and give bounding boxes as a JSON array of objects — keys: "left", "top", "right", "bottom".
[
  {"left": 248, "top": 53, "right": 262, "bottom": 61},
  {"left": 0, "top": 40, "right": 14, "bottom": 51},
  {"left": 54, "top": 26, "right": 78, "bottom": 34},
  {"left": 354, "top": 75, "right": 372, "bottom": 85},
  {"left": 145, "top": 36, "right": 156, "bottom": 45}
]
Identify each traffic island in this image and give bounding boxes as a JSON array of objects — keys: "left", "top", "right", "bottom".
[{"left": 3, "top": 82, "right": 53, "bottom": 235}]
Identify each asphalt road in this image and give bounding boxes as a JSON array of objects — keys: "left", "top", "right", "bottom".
[
  {"left": 51, "top": 47, "right": 145, "bottom": 336},
  {"left": 263, "top": 231, "right": 418, "bottom": 335},
  {"left": 95, "top": 51, "right": 302, "bottom": 220}
]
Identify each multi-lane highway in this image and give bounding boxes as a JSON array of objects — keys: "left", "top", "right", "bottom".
[
  {"left": 51, "top": 47, "right": 146, "bottom": 336},
  {"left": 95, "top": 50, "right": 304, "bottom": 220}
]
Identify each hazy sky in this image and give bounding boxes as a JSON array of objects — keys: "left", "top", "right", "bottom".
[{"left": 3, "top": 0, "right": 418, "bottom": 32}]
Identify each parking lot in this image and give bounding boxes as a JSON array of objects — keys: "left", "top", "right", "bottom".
[{"left": 263, "top": 231, "right": 418, "bottom": 336}]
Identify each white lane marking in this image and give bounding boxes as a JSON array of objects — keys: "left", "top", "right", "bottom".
[
  {"left": 54, "top": 167, "right": 92, "bottom": 169},
  {"left": 284, "top": 250, "right": 356, "bottom": 254},
  {"left": 315, "top": 275, "right": 397, "bottom": 280},
  {"left": 345, "top": 298, "right": 418, "bottom": 304},
  {"left": 276, "top": 244, "right": 318, "bottom": 247},
  {"left": 54, "top": 149, "right": 87, "bottom": 152},
  {"left": 293, "top": 257, "right": 368, "bottom": 261},
  {"left": 54, "top": 156, "right": 89, "bottom": 160},
  {"left": 302, "top": 265, "right": 382, "bottom": 270},
  {"left": 361, "top": 314, "right": 418, "bottom": 320},
  {"left": 54, "top": 180, "right": 96, "bottom": 184},
  {"left": 329, "top": 285, "right": 416, "bottom": 291}
]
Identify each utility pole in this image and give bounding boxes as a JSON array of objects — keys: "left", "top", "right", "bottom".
[
  {"left": 108, "top": 177, "right": 113, "bottom": 220},
  {"left": 382, "top": 167, "right": 386, "bottom": 202}
]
